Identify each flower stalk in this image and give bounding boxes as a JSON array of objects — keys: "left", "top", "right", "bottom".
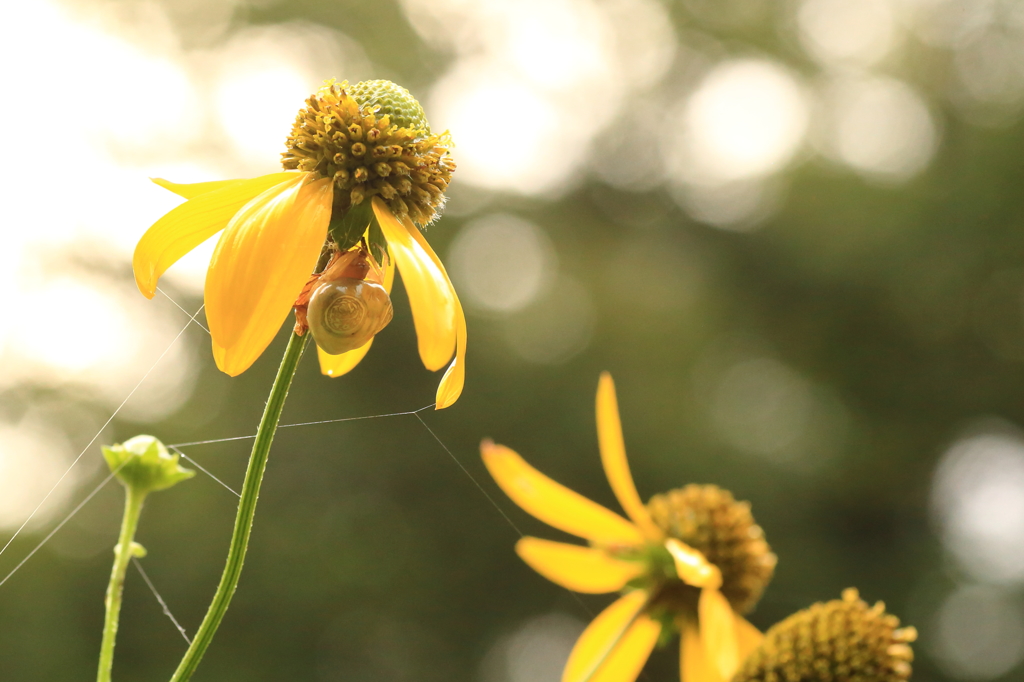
[
  {"left": 170, "top": 330, "right": 308, "bottom": 681},
  {"left": 96, "top": 487, "right": 145, "bottom": 682},
  {"left": 96, "top": 435, "right": 194, "bottom": 682}
]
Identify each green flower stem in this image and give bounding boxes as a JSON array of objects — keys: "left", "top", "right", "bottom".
[
  {"left": 171, "top": 331, "right": 308, "bottom": 681},
  {"left": 97, "top": 486, "right": 146, "bottom": 682}
]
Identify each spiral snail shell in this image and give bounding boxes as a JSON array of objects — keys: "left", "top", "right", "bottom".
[{"left": 307, "top": 277, "right": 394, "bottom": 355}]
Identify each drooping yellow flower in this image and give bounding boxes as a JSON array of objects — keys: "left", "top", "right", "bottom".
[
  {"left": 481, "top": 373, "right": 776, "bottom": 682},
  {"left": 132, "top": 80, "right": 465, "bottom": 408}
]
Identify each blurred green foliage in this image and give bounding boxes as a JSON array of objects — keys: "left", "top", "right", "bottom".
[{"left": 3, "top": 0, "right": 1024, "bottom": 680}]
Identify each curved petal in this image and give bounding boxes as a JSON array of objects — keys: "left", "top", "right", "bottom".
[
  {"left": 699, "top": 588, "right": 739, "bottom": 681},
  {"left": 397, "top": 212, "right": 466, "bottom": 408},
  {"left": 206, "top": 176, "right": 333, "bottom": 376},
  {"left": 481, "top": 441, "right": 644, "bottom": 546},
  {"left": 666, "top": 539, "right": 722, "bottom": 589},
  {"left": 515, "top": 537, "right": 644, "bottom": 594},
  {"left": 371, "top": 198, "right": 456, "bottom": 371},
  {"left": 734, "top": 615, "right": 763, "bottom": 662},
  {"left": 317, "top": 338, "right": 374, "bottom": 377},
  {"left": 680, "top": 620, "right": 722, "bottom": 682},
  {"left": 134, "top": 172, "right": 302, "bottom": 298},
  {"left": 317, "top": 248, "right": 396, "bottom": 377},
  {"left": 563, "top": 591, "right": 660, "bottom": 682},
  {"left": 596, "top": 373, "right": 663, "bottom": 541},
  {"left": 432, "top": 290, "right": 466, "bottom": 409}
]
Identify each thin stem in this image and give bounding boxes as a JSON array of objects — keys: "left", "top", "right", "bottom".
[
  {"left": 97, "top": 486, "right": 146, "bottom": 682},
  {"left": 170, "top": 331, "right": 308, "bottom": 681}
]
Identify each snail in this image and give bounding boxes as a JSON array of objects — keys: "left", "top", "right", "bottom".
[{"left": 307, "top": 252, "right": 394, "bottom": 355}]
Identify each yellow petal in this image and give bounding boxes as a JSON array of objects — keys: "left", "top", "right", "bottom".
[
  {"left": 212, "top": 340, "right": 227, "bottom": 371},
  {"left": 699, "top": 588, "right": 740, "bottom": 681},
  {"left": 394, "top": 212, "right": 466, "bottom": 407},
  {"left": 480, "top": 441, "right": 644, "bottom": 546},
  {"left": 734, "top": 615, "right": 763, "bottom": 662},
  {"left": 317, "top": 338, "right": 374, "bottom": 377},
  {"left": 563, "top": 591, "right": 660, "bottom": 682},
  {"left": 371, "top": 198, "right": 456, "bottom": 371},
  {"left": 432, "top": 290, "right": 466, "bottom": 409},
  {"left": 206, "top": 176, "right": 333, "bottom": 376},
  {"left": 515, "top": 537, "right": 644, "bottom": 594},
  {"left": 665, "top": 539, "right": 722, "bottom": 589},
  {"left": 596, "top": 373, "right": 664, "bottom": 541},
  {"left": 134, "top": 172, "right": 301, "bottom": 299},
  {"left": 680, "top": 620, "right": 723, "bottom": 682},
  {"left": 317, "top": 248, "right": 396, "bottom": 377},
  {"left": 153, "top": 177, "right": 259, "bottom": 199}
]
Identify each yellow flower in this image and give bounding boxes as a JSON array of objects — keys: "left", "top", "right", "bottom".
[
  {"left": 132, "top": 80, "right": 465, "bottom": 408},
  {"left": 481, "top": 373, "right": 775, "bottom": 682}
]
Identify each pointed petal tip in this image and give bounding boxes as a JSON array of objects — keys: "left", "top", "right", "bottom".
[
  {"left": 595, "top": 372, "right": 662, "bottom": 541},
  {"left": 134, "top": 276, "right": 157, "bottom": 300},
  {"left": 211, "top": 341, "right": 246, "bottom": 377},
  {"left": 213, "top": 349, "right": 254, "bottom": 377},
  {"left": 481, "top": 443, "right": 644, "bottom": 545},
  {"left": 317, "top": 337, "right": 373, "bottom": 378},
  {"left": 434, "top": 373, "right": 463, "bottom": 409},
  {"left": 480, "top": 439, "right": 506, "bottom": 463},
  {"left": 135, "top": 173, "right": 302, "bottom": 304},
  {"left": 434, "top": 286, "right": 466, "bottom": 409},
  {"left": 132, "top": 244, "right": 159, "bottom": 300}
]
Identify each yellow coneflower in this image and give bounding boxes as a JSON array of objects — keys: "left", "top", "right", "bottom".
[
  {"left": 132, "top": 79, "right": 465, "bottom": 408},
  {"left": 481, "top": 373, "right": 776, "bottom": 682}
]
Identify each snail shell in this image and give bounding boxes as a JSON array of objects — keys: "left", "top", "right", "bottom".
[{"left": 307, "top": 277, "right": 394, "bottom": 355}]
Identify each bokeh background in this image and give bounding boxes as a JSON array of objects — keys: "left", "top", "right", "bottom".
[{"left": 2, "top": 0, "right": 1024, "bottom": 679}]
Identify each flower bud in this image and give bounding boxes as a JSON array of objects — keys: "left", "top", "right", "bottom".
[{"left": 102, "top": 435, "right": 194, "bottom": 495}]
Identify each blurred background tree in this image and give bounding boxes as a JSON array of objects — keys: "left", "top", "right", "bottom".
[{"left": 1, "top": 0, "right": 1023, "bottom": 679}]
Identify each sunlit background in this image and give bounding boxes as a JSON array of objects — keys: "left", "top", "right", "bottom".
[{"left": 2, "top": 0, "right": 1024, "bottom": 679}]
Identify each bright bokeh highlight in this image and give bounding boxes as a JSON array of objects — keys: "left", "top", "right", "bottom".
[
  {"left": 931, "top": 426, "right": 1024, "bottom": 584},
  {"left": 448, "top": 214, "right": 557, "bottom": 314},
  {"left": 797, "top": 0, "right": 896, "bottom": 66},
  {"left": 667, "top": 59, "right": 810, "bottom": 185},
  {"left": 409, "top": 0, "right": 676, "bottom": 194},
  {"left": 823, "top": 75, "right": 937, "bottom": 181}
]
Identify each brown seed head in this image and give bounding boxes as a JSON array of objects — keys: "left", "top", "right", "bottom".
[
  {"left": 647, "top": 484, "right": 776, "bottom": 614},
  {"left": 733, "top": 588, "right": 918, "bottom": 682}
]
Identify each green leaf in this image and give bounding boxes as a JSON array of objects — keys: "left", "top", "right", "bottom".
[
  {"left": 329, "top": 200, "right": 374, "bottom": 251},
  {"left": 367, "top": 217, "right": 390, "bottom": 267},
  {"left": 102, "top": 435, "right": 195, "bottom": 495}
]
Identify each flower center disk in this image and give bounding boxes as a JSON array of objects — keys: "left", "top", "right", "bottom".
[
  {"left": 282, "top": 79, "right": 455, "bottom": 227},
  {"left": 647, "top": 484, "right": 777, "bottom": 614}
]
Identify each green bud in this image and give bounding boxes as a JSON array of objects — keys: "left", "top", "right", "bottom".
[
  {"left": 102, "top": 435, "right": 194, "bottom": 495},
  {"left": 349, "top": 79, "right": 430, "bottom": 133},
  {"left": 113, "top": 541, "right": 147, "bottom": 558}
]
